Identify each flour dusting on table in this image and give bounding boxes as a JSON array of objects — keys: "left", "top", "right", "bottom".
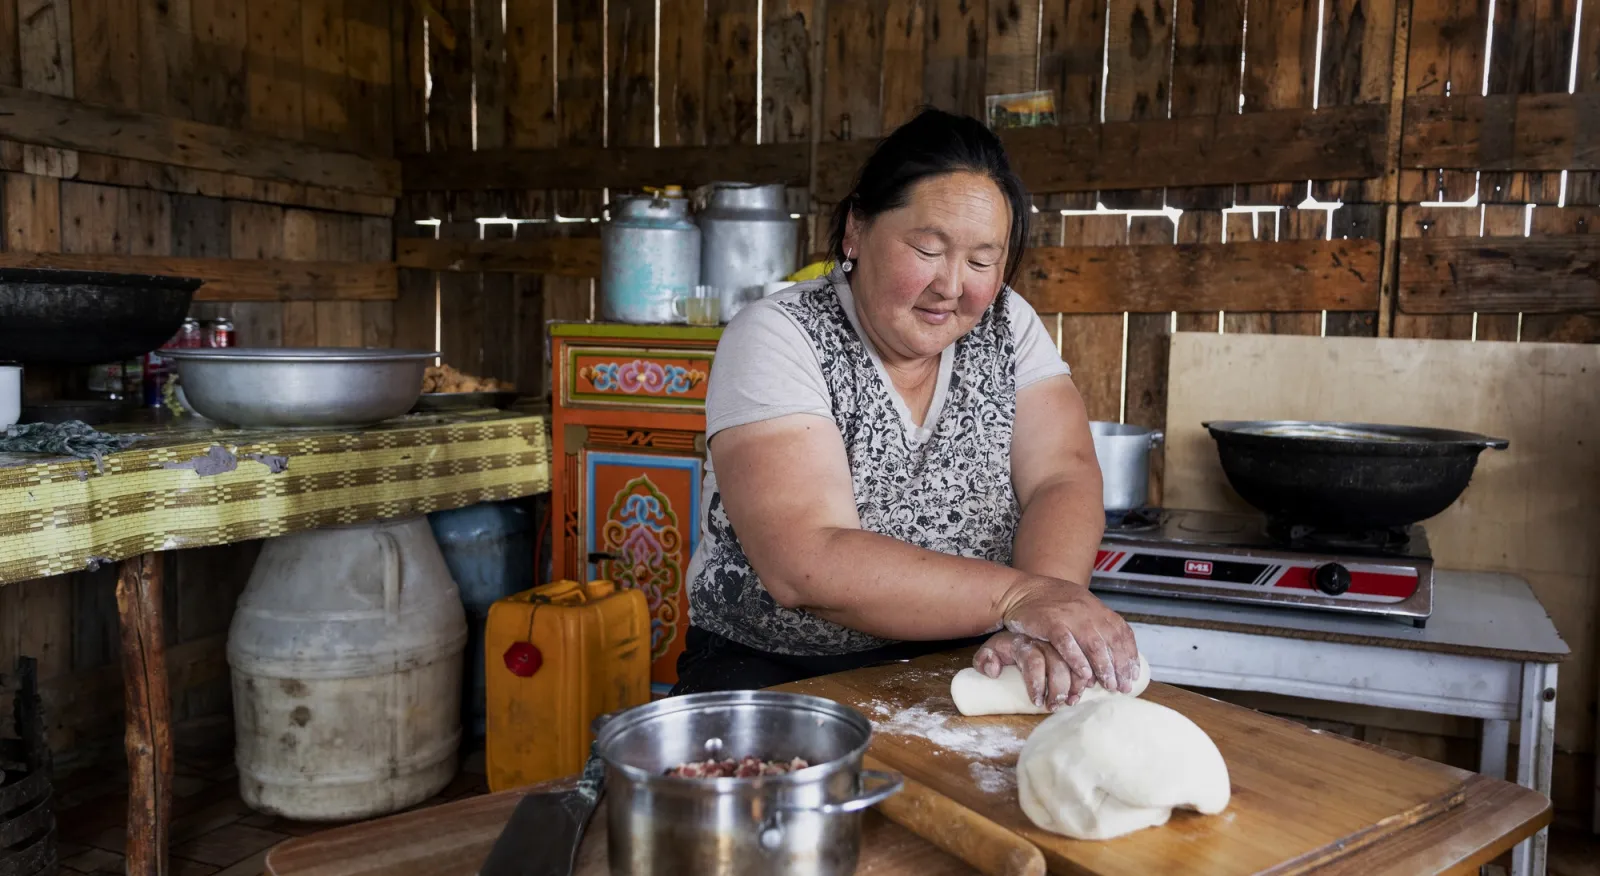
[
  {"left": 968, "top": 761, "right": 1016, "bottom": 794},
  {"left": 869, "top": 697, "right": 1026, "bottom": 759}
]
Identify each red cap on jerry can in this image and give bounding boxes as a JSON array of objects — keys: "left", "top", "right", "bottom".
[{"left": 503, "top": 641, "right": 543, "bottom": 677}]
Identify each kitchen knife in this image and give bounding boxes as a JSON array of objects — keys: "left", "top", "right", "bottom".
[{"left": 477, "top": 749, "right": 606, "bottom": 876}]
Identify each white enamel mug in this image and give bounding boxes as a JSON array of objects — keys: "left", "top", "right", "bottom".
[{"left": 0, "top": 363, "right": 21, "bottom": 429}]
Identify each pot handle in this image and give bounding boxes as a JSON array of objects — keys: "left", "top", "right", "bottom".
[
  {"left": 782, "top": 769, "right": 904, "bottom": 816},
  {"left": 590, "top": 709, "right": 622, "bottom": 737},
  {"left": 1149, "top": 429, "right": 1165, "bottom": 447},
  {"left": 1481, "top": 436, "right": 1510, "bottom": 450}
]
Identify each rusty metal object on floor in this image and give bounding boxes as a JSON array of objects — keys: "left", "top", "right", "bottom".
[{"left": 0, "top": 657, "right": 57, "bottom": 876}]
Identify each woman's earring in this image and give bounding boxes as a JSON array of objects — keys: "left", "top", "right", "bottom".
[{"left": 841, "top": 249, "right": 854, "bottom": 273}]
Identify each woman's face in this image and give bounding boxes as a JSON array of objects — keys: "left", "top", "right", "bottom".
[{"left": 843, "top": 171, "right": 1011, "bottom": 364}]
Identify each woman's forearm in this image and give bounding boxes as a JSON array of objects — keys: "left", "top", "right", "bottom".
[
  {"left": 1010, "top": 474, "right": 1105, "bottom": 587},
  {"left": 713, "top": 415, "right": 1045, "bottom": 642},
  {"left": 765, "top": 527, "right": 1036, "bottom": 641}
]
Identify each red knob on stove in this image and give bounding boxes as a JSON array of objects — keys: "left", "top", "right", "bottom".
[{"left": 1313, "top": 563, "right": 1352, "bottom": 596}]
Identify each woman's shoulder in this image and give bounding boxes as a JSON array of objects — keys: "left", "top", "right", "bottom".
[
  {"left": 715, "top": 290, "right": 828, "bottom": 374},
  {"left": 705, "top": 285, "right": 837, "bottom": 437},
  {"left": 761, "top": 278, "right": 836, "bottom": 316},
  {"left": 998, "top": 285, "right": 1044, "bottom": 329},
  {"left": 723, "top": 287, "right": 816, "bottom": 342},
  {"left": 723, "top": 280, "right": 837, "bottom": 341},
  {"left": 995, "top": 286, "right": 1073, "bottom": 382}
]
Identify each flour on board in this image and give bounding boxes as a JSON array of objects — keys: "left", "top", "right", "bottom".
[
  {"left": 968, "top": 761, "right": 1016, "bottom": 794},
  {"left": 869, "top": 698, "right": 1026, "bottom": 759}
]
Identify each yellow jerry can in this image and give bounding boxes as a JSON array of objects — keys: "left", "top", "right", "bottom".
[{"left": 483, "top": 579, "right": 651, "bottom": 791}]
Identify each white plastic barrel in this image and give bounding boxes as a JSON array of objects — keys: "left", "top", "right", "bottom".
[{"left": 227, "top": 517, "right": 468, "bottom": 820}]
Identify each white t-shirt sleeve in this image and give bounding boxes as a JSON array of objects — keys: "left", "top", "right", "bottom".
[
  {"left": 1007, "top": 290, "right": 1072, "bottom": 390},
  {"left": 705, "top": 298, "right": 835, "bottom": 439}
]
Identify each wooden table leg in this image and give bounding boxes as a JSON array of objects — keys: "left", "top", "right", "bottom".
[{"left": 117, "top": 552, "right": 172, "bottom": 876}]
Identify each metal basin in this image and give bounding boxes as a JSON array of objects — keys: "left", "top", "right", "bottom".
[
  {"left": 0, "top": 268, "right": 200, "bottom": 365},
  {"left": 595, "top": 691, "right": 903, "bottom": 876},
  {"left": 166, "top": 348, "right": 437, "bottom": 429}
]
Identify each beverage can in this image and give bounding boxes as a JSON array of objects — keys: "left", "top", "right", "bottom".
[
  {"left": 175, "top": 317, "right": 203, "bottom": 349},
  {"left": 142, "top": 352, "right": 170, "bottom": 407},
  {"left": 208, "top": 317, "right": 236, "bottom": 348}
]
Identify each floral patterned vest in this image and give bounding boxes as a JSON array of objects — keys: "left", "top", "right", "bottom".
[{"left": 687, "top": 283, "right": 1021, "bottom": 656}]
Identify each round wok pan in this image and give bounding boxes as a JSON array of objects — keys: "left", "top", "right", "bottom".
[
  {"left": 1204, "top": 420, "right": 1509, "bottom": 531},
  {"left": 0, "top": 268, "right": 201, "bottom": 365}
]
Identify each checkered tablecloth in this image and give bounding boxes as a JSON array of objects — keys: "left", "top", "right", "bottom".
[{"left": 0, "top": 410, "right": 550, "bottom": 585}]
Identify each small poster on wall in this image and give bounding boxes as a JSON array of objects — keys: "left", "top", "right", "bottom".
[{"left": 986, "top": 90, "right": 1058, "bottom": 129}]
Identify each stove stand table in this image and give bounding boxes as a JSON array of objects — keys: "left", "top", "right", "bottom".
[{"left": 1096, "top": 569, "right": 1566, "bottom": 876}]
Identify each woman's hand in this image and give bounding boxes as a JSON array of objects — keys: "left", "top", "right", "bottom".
[
  {"left": 972, "top": 631, "right": 1083, "bottom": 709},
  {"left": 993, "top": 576, "right": 1140, "bottom": 701}
]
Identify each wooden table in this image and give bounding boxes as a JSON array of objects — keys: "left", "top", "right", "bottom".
[
  {"left": 1094, "top": 570, "right": 1567, "bottom": 876},
  {"left": 265, "top": 644, "right": 1552, "bottom": 876},
  {"left": 0, "top": 409, "right": 550, "bottom": 875},
  {"left": 265, "top": 781, "right": 979, "bottom": 876},
  {"left": 263, "top": 755, "right": 1548, "bottom": 876}
]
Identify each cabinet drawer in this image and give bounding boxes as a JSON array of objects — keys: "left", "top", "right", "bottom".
[{"left": 561, "top": 345, "right": 715, "bottom": 411}]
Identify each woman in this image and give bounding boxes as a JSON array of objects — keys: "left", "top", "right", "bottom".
[{"left": 674, "top": 108, "right": 1139, "bottom": 710}]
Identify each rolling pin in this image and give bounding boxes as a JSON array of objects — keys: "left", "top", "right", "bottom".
[{"left": 864, "top": 754, "right": 1046, "bottom": 876}]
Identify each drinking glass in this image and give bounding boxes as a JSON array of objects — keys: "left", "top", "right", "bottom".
[{"left": 678, "top": 285, "right": 722, "bottom": 326}]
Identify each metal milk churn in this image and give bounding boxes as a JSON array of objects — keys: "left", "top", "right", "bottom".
[
  {"left": 601, "top": 187, "right": 702, "bottom": 324},
  {"left": 228, "top": 518, "right": 467, "bottom": 820},
  {"left": 699, "top": 183, "right": 799, "bottom": 322}
]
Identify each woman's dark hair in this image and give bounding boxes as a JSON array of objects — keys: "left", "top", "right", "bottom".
[{"left": 828, "top": 107, "right": 1031, "bottom": 288}]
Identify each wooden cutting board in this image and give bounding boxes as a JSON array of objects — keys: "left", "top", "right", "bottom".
[{"left": 777, "top": 650, "right": 1471, "bottom": 876}]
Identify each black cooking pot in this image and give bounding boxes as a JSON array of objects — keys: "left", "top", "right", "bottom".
[
  {"left": 1204, "top": 420, "right": 1509, "bottom": 531},
  {"left": 0, "top": 268, "right": 201, "bottom": 365}
]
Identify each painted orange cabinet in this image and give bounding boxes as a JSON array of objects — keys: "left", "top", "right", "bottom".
[{"left": 550, "top": 323, "right": 722, "bottom": 695}]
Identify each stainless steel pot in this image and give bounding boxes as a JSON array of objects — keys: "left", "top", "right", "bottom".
[
  {"left": 1090, "top": 421, "right": 1164, "bottom": 511},
  {"left": 593, "top": 691, "right": 903, "bottom": 876}
]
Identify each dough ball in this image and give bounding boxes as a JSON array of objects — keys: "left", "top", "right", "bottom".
[
  {"left": 1017, "top": 697, "right": 1231, "bottom": 841},
  {"left": 951, "top": 653, "right": 1151, "bottom": 717}
]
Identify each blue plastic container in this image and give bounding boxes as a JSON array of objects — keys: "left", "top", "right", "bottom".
[{"left": 428, "top": 500, "right": 534, "bottom": 738}]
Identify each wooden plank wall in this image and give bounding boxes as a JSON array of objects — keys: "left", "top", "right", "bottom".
[
  {"left": 393, "top": 0, "right": 782, "bottom": 396},
  {"left": 0, "top": 0, "right": 399, "bottom": 762},
  {"left": 394, "top": 0, "right": 1600, "bottom": 402},
  {"left": 393, "top": 0, "right": 1600, "bottom": 822}
]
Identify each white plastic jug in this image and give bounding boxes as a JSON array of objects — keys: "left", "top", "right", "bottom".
[{"left": 228, "top": 517, "right": 468, "bottom": 820}]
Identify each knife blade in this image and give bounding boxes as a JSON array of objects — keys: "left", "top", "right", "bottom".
[{"left": 478, "top": 750, "right": 606, "bottom": 876}]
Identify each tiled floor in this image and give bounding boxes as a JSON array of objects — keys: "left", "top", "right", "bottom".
[
  {"left": 53, "top": 735, "right": 489, "bottom": 876},
  {"left": 50, "top": 733, "right": 1600, "bottom": 876}
]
